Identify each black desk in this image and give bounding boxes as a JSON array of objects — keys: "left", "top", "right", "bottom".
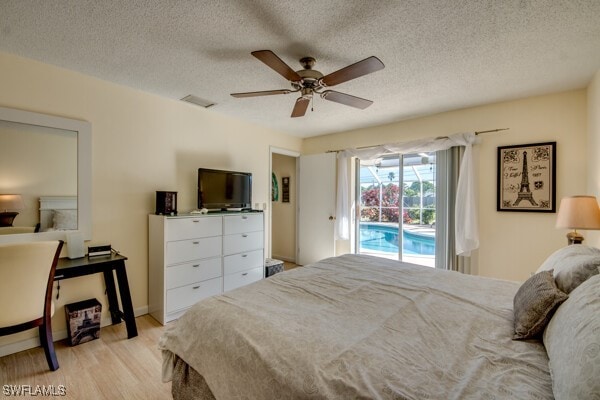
[{"left": 55, "top": 254, "right": 138, "bottom": 339}]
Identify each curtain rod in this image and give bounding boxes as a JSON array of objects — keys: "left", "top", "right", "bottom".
[
  {"left": 474, "top": 128, "right": 509, "bottom": 135},
  {"left": 326, "top": 128, "right": 509, "bottom": 153}
]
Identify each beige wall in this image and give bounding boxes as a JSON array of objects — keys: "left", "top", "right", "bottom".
[
  {"left": 271, "top": 153, "right": 297, "bottom": 261},
  {"left": 586, "top": 69, "right": 600, "bottom": 247},
  {"left": 0, "top": 123, "right": 77, "bottom": 227},
  {"left": 303, "top": 90, "right": 588, "bottom": 282},
  {"left": 0, "top": 51, "right": 302, "bottom": 350},
  {"left": 0, "top": 48, "right": 596, "bottom": 353}
]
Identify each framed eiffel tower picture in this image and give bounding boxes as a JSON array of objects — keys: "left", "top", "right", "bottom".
[{"left": 497, "top": 142, "right": 556, "bottom": 212}]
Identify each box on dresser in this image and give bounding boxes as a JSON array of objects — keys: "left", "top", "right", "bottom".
[{"left": 148, "top": 212, "right": 264, "bottom": 324}]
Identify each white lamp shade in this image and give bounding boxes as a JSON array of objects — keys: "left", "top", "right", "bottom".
[
  {"left": 0, "top": 194, "right": 24, "bottom": 211},
  {"left": 556, "top": 195, "right": 600, "bottom": 230}
]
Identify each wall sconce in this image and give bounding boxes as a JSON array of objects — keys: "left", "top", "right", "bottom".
[
  {"left": 555, "top": 195, "right": 600, "bottom": 245},
  {"left": 0, "top": 194, "right": 24, "bottom": 227}
]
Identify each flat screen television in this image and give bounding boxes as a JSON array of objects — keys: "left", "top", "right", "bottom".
[{"left": 198, "top": 168, "right": 252, "bottom": 211}]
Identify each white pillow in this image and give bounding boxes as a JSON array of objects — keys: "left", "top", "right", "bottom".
[
  {"left": 543, "top": 274, "right": 600, "bottom": 399},
  {"left": 537, "top": 245, "right": 600, "bottom": 293},
  {"left": 52, "top": 209, "right": 77, "bottom": 230}
]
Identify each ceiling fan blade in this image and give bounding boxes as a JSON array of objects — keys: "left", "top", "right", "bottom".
[
  {"left": 291, "top": 97, "right": 310, "bottom": 118},
  {"left": 231, "top": 89, "right": 291, "bottom": 98},
  {"left": 321, "top": 56, "right": 384, "bottom": 87},
  {"left": 321, "top": 90, "right": 373, "bottom": 109},
  {"left": 251, "top": 50, "right": 302, "bottom": 82}
]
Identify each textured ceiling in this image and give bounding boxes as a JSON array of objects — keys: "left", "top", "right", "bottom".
[{"left": 1, "top": 1, "right": 599, "bottom": 138}]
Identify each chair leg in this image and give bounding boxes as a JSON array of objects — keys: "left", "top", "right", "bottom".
[{"left": 39, "top": 320, "right": 59, "bottom": 371}]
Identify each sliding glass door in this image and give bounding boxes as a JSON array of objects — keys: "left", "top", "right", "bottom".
[{"left": 356, "top": 153, "right": 436, "bottom": 267}]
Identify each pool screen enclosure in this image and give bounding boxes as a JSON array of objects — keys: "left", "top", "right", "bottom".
[{"left": 356, "top": 153, "right": 436, "bottom": 267}]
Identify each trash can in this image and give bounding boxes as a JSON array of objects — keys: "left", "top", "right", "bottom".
[
  {"left": 64, "top": 298, "right": 102, "bottom": 346},
  {"left": 265, "top": 258, "right": 284, "bottom": 277}
]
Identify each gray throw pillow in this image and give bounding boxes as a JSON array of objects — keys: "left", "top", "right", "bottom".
[
  {"left": 537, "top": 245, "right": 600, "bottom": 293},
  {"left": 543, "top": 274, "right": 600, "bottom": 399},
  {"left": 553, "top": 255, "right": 600, "bottom": 293},
  {"left": 513, "top": 270, "right": 568, "bottom": 340}
]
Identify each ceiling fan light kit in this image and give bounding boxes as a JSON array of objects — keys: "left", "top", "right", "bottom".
[{"left": 231, "top": 50, "right": 384, "bottom": 118}]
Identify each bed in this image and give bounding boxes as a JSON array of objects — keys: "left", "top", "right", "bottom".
[
  {"left": 38, "top": 196, "right": 77, "bottom": 232},
  {"left": 159, "top": 250, "right": 600, "bottom": 399}
]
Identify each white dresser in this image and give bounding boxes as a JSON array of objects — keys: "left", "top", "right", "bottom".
[{"left": 148, "top": 212, "right": 264, "bottom": 324}]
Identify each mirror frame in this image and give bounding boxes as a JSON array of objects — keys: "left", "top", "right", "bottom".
[{"left": 0, "top": 106, "right": 91, "bottom": 244}]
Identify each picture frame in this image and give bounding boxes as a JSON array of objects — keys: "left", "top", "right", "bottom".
[
  {"left": 497, "top": 141, "right": 556, "bottom": 212},
  {"left": 282, "top": 177, "right": 290, "bottom": 203}
]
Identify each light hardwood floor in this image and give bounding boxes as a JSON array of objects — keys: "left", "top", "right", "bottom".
[
  {"left": 283, "top": 261, "right": 299, "bottom": 271},
  {"left": 0, "top": 315, "right": 171, "bottom": 399},
  {"left": 2, "top": 267, "right": 303, "bottom": 399}
]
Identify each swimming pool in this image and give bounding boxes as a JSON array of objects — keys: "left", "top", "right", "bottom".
[{"left": 359, "top": 223, "right": 435, "bottom": 256}]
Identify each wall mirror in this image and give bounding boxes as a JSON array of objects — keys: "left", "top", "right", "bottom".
[{"left": 0, "top": 106, "right": 91, "bottom": 244}]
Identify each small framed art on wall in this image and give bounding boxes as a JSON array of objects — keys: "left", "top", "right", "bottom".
[{"left": 497, "top": 141, "right": 556, "bottom": 212}]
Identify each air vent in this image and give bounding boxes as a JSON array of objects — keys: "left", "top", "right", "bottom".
[{"left": 180, "top": 95, "right": 216, "bottom": 108}]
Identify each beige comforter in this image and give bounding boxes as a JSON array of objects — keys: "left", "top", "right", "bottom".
[{"left": 159, "top": 254, "right": 553, "bottom": 399}]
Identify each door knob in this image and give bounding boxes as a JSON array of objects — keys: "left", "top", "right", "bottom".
[{"left": 329, "top": 216, "right": 335, "bottom": 221}]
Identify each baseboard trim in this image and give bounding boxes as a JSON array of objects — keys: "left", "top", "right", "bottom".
[{"left": 0, "top": 305, "right": 149, "bottom": 357}]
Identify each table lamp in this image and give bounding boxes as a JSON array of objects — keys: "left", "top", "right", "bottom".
[
  {"left": 555, "top": 195, "right": 600, "bottom": 245},
  {"left": 0, "top": 194, "right": 25, "bottom": 227}
]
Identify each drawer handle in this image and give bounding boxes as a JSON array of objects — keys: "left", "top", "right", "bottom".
[
  {"left": 192, "top": 220, "right": 200, "bottom": 223},
  {"left": 242, "top": 234, "right": 248, "bottom": 238},
  {"left": 192, "top": 241, "right": 200, "bottom": 244},
  {"left": 192, "top": 264, "right": 200, "bottom": 268},
  {"left": 242, "top": 272, "right": 248, "bottom": 276},
  {"left": 192, "top": 285, "right": 201, "bottom": 289},
  {"left": 242, "top": 216, "right": 248, "bottom": 220},
  {"left": 241, "top": 254, "right": 248, "bottom": 258}
]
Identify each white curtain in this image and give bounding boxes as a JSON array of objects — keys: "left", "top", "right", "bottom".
[{"left": 336, "top": 132, "right": 479, "bottom": 256}]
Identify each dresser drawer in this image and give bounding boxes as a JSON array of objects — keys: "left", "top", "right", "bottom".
[
  {"left": 224, "top": 267, "right": 263, "bottom": 292},
  {"left": 223, "top": 231, "right": 263, "bottom": 255},
  {"left": 166, "top": 236, "right": 222, "bottom": 265},
  {"left": 166, "top": 216, "right": 222, "bottom": 241},
  {"left": 223, "top": 214, "right": 263, "bottom": 235},
  {"left": 166, "top": 257, "right": 222, "bottom": 290},
  {"left": 223, "top": 249, "right": 263, "bottom": 275},
  {"left": 166, "top": 277, "right": 222, "bottom": 313}
]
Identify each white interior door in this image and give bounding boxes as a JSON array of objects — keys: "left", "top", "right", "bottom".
[{"left": 298, "top": 152, "right": 336, "bottom": 265}]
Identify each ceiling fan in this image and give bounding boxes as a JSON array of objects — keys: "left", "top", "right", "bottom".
[{"left": 231, "top": 50, "right": 385, "bottom": 118}]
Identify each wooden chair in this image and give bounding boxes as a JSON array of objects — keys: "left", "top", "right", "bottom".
[{"left": 0, "top": 240, "right": 63, "bottom": 371}]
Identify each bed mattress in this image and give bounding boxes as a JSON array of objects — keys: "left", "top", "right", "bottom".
[{"left": 160, "top": 254, "right": 553, "bottom": 399}]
